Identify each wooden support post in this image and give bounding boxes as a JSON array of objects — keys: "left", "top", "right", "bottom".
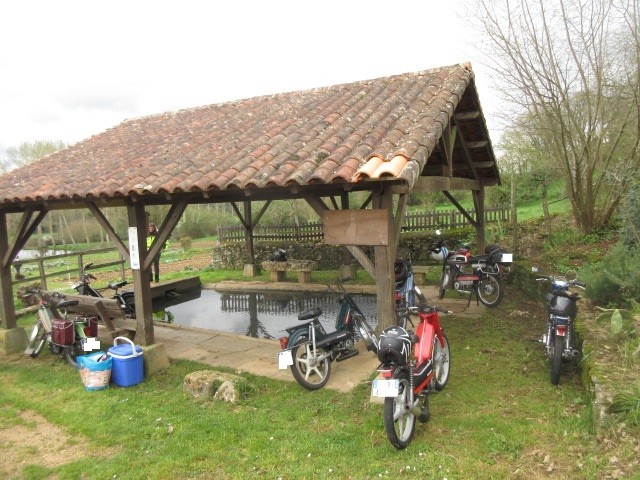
[
  {"left": 0, "top": 211, "right": 17, "bottom": 330},
  {"left": 127, "top": 203, "right": 155, "bottom": 346},
  {"left": 473, "top": 189, "right": 486, "bottom": 252},
  {"left": 373, "top": 186, "right": 396, "bottom": 333}
]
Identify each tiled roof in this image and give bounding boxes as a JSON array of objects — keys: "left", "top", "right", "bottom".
[{"left": 0, "top": 62, "right": 498, "bottom": 206}]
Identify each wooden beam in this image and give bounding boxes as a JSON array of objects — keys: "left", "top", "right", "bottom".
[
  {"left": 413, "top": 176, "right": 482, "bottom": 193},
  {"left": 86, "top": 202, "right": 129, "bottom": 258},
  {"left": 0, "top": 211, "right": 17, "bottom": 329},
  {"left": 372, "top": 186, "right": 396, "bottom": 332},
  {"left": 393, "top": 193, "right": 409, "bottom": 251},
  {"left": 452, "top": 117, "right": 479, "bottom": 181},
  {"left": 143, "top": 199, "right": 188, "bottom": 271},
  {"left": 3, "top": 207, "right": 48, "bottom": 269},
  {"left": 454, "top": 110, "right": 480, "bottom": 120},
  {"left": 303, "top": 194, "right": 375, "bottom": 277},
  {"left": 443, "top": 191, "right": 477, "bottom": 227},
  {"left": 465, "top": 141, "right": 488, "bottom": 149},
  {"left": 127, "top": 202, "right": 154, "bottom": 346}
]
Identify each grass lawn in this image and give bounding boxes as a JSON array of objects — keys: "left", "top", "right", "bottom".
[{"left": 2, "top": 292, "right": 638, "bottom": 479}]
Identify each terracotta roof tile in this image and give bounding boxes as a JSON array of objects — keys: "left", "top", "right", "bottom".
[{"left": 0, "top": 62, "right": 499, "bottom": 206}]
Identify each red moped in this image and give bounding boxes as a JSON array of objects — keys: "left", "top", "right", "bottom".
[{"left": 372, "top": 298, "right": 452, "bottom": 449}]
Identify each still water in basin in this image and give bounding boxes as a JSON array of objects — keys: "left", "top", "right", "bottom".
[{"left": 156, "top": 289, "right": 378, "bottom": 340}]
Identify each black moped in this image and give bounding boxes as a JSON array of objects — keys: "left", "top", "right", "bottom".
[{"left": 277, "top": 278, "right": 378, "bottom": 390}]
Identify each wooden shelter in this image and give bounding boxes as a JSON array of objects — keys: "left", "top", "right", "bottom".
[{"left": 0, "top": 62, "right": 500, "bottom": 356}]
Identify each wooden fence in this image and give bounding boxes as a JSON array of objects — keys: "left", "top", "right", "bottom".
[
  {"left": 11, "top": 247, "right": 126, "bottom": 290},
  {"left": 218, "top": 206, "right": 510, "bottom": 242}
]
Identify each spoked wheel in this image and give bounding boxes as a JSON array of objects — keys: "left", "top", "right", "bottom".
[
  {"left": 550, "top": 334, "right": 563, "bottom": 385},
  {"left": 438, "top": 268, "right": 448, "bottom": 300},
  {"left": 383, "top": 370, "right": 415, "bottom": 449},
  {"left": 433, "top": 333, "right": 451, "bottom": 391},
  {"left": 63, "top": 342, "right": 85, "bottom": 368},
  {"left": 290, "top": 337, "right": 331, "bottom": 390},
  {"left": 477, "top": 274, "right": 504, "bottom": 307},
  {"left": 25, "top": 323, "right": 48, "bottom": 358},
  {"left": 395, "top": 309, "right": 409, "bottom": 329},
  {"left": 354, "top": 314, "right": 377, "bottom": 353}
]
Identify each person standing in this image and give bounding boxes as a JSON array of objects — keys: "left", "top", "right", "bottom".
[{"left": 147, "top": 222, "right": 167, "bottom": 282}]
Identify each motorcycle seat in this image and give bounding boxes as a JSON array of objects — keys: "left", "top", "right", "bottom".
[
  {"left": 108, "top": 280, "right": 128, "bottom": 290},
  {"left": 298, "top": 307, "right": 322, "bottom": 321},
  {"left": 56, "top": 299, "right": 80, "bottom": 309}
]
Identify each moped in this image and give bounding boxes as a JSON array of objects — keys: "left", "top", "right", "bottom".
[
  {"left": 394, "top": 248, "right": 428, "bottom": 328},
  {"left": 429, "top": 230, "right": 512, "bottom": 307},
  {"left": 24, "top": 289, "right": 100, "bottom": 367},
  {"left": 393, "top": 248, "right": 420, "bottom": 327},
  {"left": 372, "top": 297, "right": 451, "bottom": 449},
  {"left": 277, "top": 278, "right": 378, "bottom": 390},
  {"left": 533, "top": 268, "right": 586, "bottom": 385},
  {"left": 73, "top": 263, "right": 136, "bottom": 317}
]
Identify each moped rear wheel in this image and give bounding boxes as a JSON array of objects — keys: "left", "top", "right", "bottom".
[
  {"left": 433, "top": 333, "right": 451, "bottom": 391},
  {"left": 477, "top": 274, "right": 504, "bottom": 307},
  {"left": 383, "top": 370, "right": 415, "bottom": 449},
  {"left": 290, "top": 336, "right": 331, "bottom": 390},
  {"left": 25, "top": 323, "right": 48, "bottom": 358},
  {"left": 63, "top": 342, "right": 85, "bottom": 368},
  {"left": 550, "top": 334, "right": 563, "bottom": 385}
]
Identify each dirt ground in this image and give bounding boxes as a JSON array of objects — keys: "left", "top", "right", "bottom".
[{"left": 0, "top": 407, "right": 119, "bottom": 478}]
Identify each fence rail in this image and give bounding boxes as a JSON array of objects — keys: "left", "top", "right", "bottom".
[
  {"left": 217, "top": 206, "right": 510, "bottom": 242},
  {"left": 11, "top": 247, "right": 126, "bottom": 290}
]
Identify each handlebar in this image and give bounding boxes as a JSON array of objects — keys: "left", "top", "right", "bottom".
[
  {"left": 536, "top": 275, "right": 586, "bottom": 290},
  {"left": 407, "top": 304, "right": 452, "bottom": 316}
]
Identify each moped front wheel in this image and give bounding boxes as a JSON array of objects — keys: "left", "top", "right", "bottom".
[
  {"left": 383, "top": 370, "right": 415, "bottom": 449},
  {"left": 550, "top": 334, "right": 563, "bottom": 385},
  {"left": 433, "top": 333, "right": 451, "bottom": 391},
  {"left": 354, "top": 314, "right": 377, "bottom": 352},
  {"left": 477, "top": 274, "right": 504, "bottom": 307},
  {"left": 438, "top": 267, "right": 449, "bottom": 299},
  {"left": 25, "top": 323, "right": 48, "bottom": 358},
  {"left": 290, "top": 336, "right": 331, "bottom": 390}
]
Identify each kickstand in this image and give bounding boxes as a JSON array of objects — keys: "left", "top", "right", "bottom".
[{"left": 467, "top": 286, "right": 480, "bottom": 308}]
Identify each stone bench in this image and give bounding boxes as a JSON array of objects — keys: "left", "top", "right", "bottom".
[
  {"left": 412, "top": 265, "right": 431, "bottom": 285},
  {"left": 260, "top": 260, "right": 317, "bottom": 283}
]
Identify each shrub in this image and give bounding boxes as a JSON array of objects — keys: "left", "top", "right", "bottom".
[
  {"left": 180, "top": 237, "right": 193, "bottom": 251},
  {"left": 581, "top": 243, "right": 640, "bottom": 307}
]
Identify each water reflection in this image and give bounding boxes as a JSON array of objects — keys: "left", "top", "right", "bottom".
[{"left": 162, "top": 289, "right": 378, "bottom": 339}]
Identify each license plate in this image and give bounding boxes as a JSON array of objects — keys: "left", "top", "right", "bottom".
[
  {"left": 371, "top": 379, "right": 399, "bottom": 397},
  {"left": 501, "top": 253, "right": 513, "bottom": 263},
  {"left": 278, "top": 350, "right": 293, "bottom": 369}
]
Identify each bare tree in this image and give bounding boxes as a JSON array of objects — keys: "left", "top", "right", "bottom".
[{"left": 472, "top": 0, "right": 640, "bottom": 233}]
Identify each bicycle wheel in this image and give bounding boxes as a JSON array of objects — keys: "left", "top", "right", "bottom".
[
  {"left": 290, "top": 337, "right": 331, "bottom": 390},
  {"left": 433, "top": 333, "right": 451, "bottom": 390},
  {"left": 477, "top": 274, "right": 504, "bottom": 307},
  {"left": 383, "top": 369, "right": 415, "bottom": 449},
  {"left": 550, "top": 334, "right": 563, "bottom": 385},
  {"left": 25, "top": 322, "right": 48, "bottom": 358}
]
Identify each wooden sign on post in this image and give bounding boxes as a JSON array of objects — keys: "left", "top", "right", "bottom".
[{"left": 323, "top": 209, "right": 390, "bottom": 246}]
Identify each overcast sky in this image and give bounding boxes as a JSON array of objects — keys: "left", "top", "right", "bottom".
[{"left": 0, "top": 1, "right": 498, "bottom": 160}]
